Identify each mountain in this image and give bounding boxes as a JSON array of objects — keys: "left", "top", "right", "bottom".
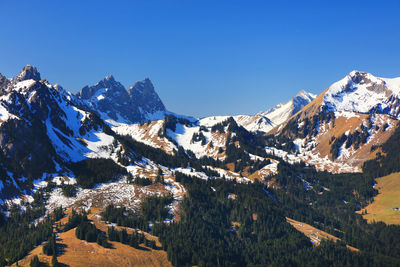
[
  {"left": 270, "top": 71, "right": 400, "bottom": 172},
  {"left": 323, "top": 71, "right": 400, "bottom": 115},
  {"left": 194, "top": 90, "right": 316, "bottom": 135},
  {"left": 0, "top": 66, "right": 120, "bottom": 199},
  {"left": 259, "top": 90, "right": 317, "bottom": 127},
  {"left": 77, "top": 76, "right": 167, "bottom": 124},
  {"left": 1, "top": 66, "right": 400, "bottom": 267}
]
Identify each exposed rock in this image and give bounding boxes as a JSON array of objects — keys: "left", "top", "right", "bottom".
[
  {"left": 14, "top": 64, "right": 41, "bottom": 82},
  {"left": 76, "top": 76, "right": 166, "bottom": 123},
  {"left": 0, "top": 73, "right": 10, "bottom": 92},
  {"left": 128, "top": 78, "right": 166, "bottom": 115}
]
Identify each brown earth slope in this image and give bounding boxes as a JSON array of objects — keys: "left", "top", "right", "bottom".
[{"left": 15, "top": 209, "right": 172, "bottom": 267}]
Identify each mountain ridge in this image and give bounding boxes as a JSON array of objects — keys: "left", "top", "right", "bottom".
[{"left": 1, "top": 65, "right": 400, "bottom": 267}]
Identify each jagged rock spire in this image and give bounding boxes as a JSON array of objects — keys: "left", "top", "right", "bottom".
[{"left": 15, "top": 65, "right": 41, "bottom": 82}]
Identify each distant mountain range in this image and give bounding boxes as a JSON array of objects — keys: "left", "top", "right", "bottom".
[
  {"left": 1, "top": 65, "right": 400, "bottom": 266},
  {"left": 1, "top": 65, "right": 399, "bottom": 201}
]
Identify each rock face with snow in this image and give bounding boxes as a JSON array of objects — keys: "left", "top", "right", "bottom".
[
  {"left": 0, "top": 65, "right": 399, "bottom": 201},
  {"left": 259, "top": 90, "right": 316, "bottom": 127},
  {"left": 0, "top": 65, "right": 119, "bottom": 199},
  {"left": 197, "top": 90, "right": 315, "bottom": 134},
  {"left": 272, "top": 71, "right": 400, "bottom": 172},
  {"left": 323, "top": 71, "right": 400, "bottom": 116},
  {"left": 77, "top": 76, "right": 166, "bottom": 124},
  {"left": 198, "top": 114, "right": 274, "bottom": 134}
]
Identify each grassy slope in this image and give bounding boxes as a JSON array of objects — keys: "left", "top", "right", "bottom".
[
  {"left": 286, "top": 217, "right": 359, "bottom": 252},
  {"left": 14, "top": 208, "right": 171, "bottom": 267},
  {"left": 359, "top": 172, "right": 400, "bottom": 225}
]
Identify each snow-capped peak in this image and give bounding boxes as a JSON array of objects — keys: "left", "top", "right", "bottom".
[
  {"left": 293, "top": 90, "right": 317, "bottom": 114},
  {"left": 295, "top": 90, "right": 317, "bottom": 101},
  {"left": 323, "top": 71, "right": 400, "bottom": 116},
  {"left": 258, "top": 90, "right": 316, "bottom": 127}
]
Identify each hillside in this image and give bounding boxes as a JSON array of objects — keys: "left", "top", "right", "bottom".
[
  {"left": 268, "top": 71, "right": 400, "bottom": 173},
  {"left": 15, "top": 209, "right": 171, "bottom": 267}
]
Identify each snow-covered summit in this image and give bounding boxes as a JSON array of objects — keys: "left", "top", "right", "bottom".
[
  {"left": 198, "top": 90, "right": 316, "bottom": 134},
  {"left": 259, "top": 90, "right": 316, "bottom": 127},
  {"left": 323, "top": 71, "right": 400, "bottom": 117}
]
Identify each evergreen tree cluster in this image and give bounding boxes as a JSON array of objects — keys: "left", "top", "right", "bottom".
[
  {"left": 191, "top": 132, "right": 207, "bottom": 145},
  {"left": 330, "top": 125, "right": 370, "bottom": 159},
  {"left": 101, "top": 205, "right": 150, "bottom": 232},
  {"left": 151, "top": 172, "right": 387, "bottom": 266},
  {"left": 107, "top": 226, "right": 156, "bottom": 249},
  {"left": 140, "top": 195, "right": 173, "bottom": 222},
  {"left": 101, "top": 194, "right": 173, "bottom": 230},
  {"left": 63, "top": 209, "right": 86, "bottom": 232},
  {"left": 42, "top": 233, "right": 57, "bottom": 256},
  {"left": 270, "top": 161, "right": 400, "bottom": 265},
  {"left": 60, "top": 182, "right": 77, "bottom": 197},
  {"left": 0, "top": 205, "right": 53, "bottom": 266},
  {"left": 68, "top": 158, "right": 129, "bottom": 188},
  {"left": 75, "top": 219, "right": 110, "bottom": 248},
  {"left": 362, "top": 122, "right": 400, "bottom": 178}
]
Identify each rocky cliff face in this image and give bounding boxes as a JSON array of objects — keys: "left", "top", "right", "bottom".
[
  {"left": 0, "top": 74, "right": 10, "bottom": 92},
  {"left": 128, "top": 78, "right": 166, "bottom": 116},
  {"left": 77, "top": 76, "right": 166, "bottom": 124},
  {"left": 13, "top": 65, "right": 41, "bottom": 83}
]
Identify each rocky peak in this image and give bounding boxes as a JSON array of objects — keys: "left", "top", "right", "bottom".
[
  {"left": 293, "top": 90, "right": 316, "bottom": 114},
  {"left": 75, "top": 75, "right": 167, "bottom": 123},
  {"left": 15, "top": 65, "right": 41, "bottom": 82},
  {"left": 128, "top": 78, "right": 166, "bottom": 112},
  {"left": 78, "top": 75, "right": 125, "bottom": 100},
  {"left": 347, "top": 70, "right": 372, "bottom": 84},
  {"left": 128, "top": 78, "right": 153, "bottom": 93},
  {"left": 323, "top": 71, "right": 400, "bottom": 115},
  {"left": 96, "top": 75, "right": 117, "bottom": 88},
  {"left": 0, "top": 73, "right": 10, "bottom": 91}
]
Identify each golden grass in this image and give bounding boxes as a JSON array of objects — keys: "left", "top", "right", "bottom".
[
  {"left": 358, "top": 172, "right": 400, "bottom": 225},
  {"left": 286, "top": 217, "right": 359, "bottom": 252},
  {"left": 15, "top": 208, "right": 172, "bottom": 267}
]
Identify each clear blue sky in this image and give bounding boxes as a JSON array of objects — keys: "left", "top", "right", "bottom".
[{"left": 0, "top": 0, "right": 399, "bottom": 118}]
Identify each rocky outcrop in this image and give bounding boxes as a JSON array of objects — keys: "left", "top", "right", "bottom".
[
  {"left": 14, "top": 64, "right": 41, "bottom": 82},
  {"left": 77, "top": 76, "right": 166, "bottom": 123},
  {"left": 0, "top": 73, "right": 10, "bottom": 92},
  {"left": 128, "top": 78, "right": 166, "bottom": 115}
]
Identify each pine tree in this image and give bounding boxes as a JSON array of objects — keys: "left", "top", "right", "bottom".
[
  {"left": 30, "top": 255, "right": 40, "bottom": 267},
  {"left": 52, "top": 254, "right": 59, "bottom": 267}
]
